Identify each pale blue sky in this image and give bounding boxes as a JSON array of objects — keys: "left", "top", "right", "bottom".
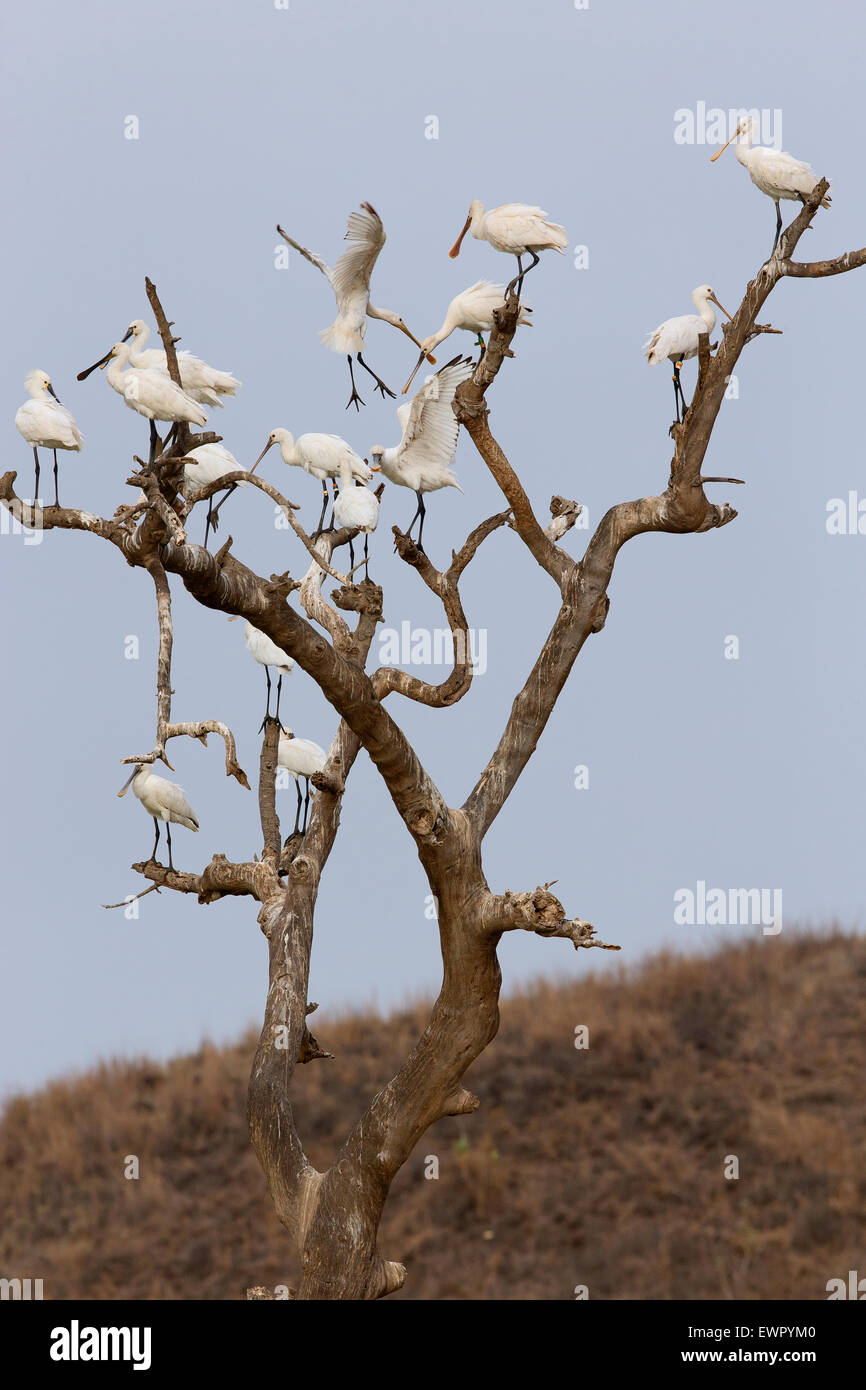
[{"left": 1, "top": 0, "right": 863, "bottom": 1093}]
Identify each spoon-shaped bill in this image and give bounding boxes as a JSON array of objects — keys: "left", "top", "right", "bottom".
[
  {"left": 449, "top": 214, "right": 472, "bottom": 258},
  {"left": 710, "top": 127, "right": 740, "bottom": 163},
  {"left": 249, "top": 438, "right": 275, "bottom": 474},
  {"left": 402, "top": 347, "right": 428, "bottom": 395},
  {"left": 77, "top": 348, "right": 114, "bottom": 381},
  {"left": 708, "top": 292, "right": 733, "bottom": 320},
  {"left": 117, "top": 767, "right": 138, "bottom": 797}
]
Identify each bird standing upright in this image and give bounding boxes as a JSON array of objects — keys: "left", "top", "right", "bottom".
[
  {"left": 449, "top": 201, "right": 568, "bottom": 296},
  {"left": 79, "top": 340, "right": 207, "bottom": 462},
  {"left": 710, "top": 117, "right": 831, "bottom": 251},
  {"left": 370, "top": 356, "right": 473, "bottom": 549},
  {"left": 123, "top": 319, "right": 241, "bottom": 407},
  {"left": 277, "top": 728, "right": 327, "bottom": 836},
  {"left": 15, "top": 370, "right": 83, "bottom": 505},
  {"left": 333, "top": 458, "right": 380, "bottom": 577},
  {"left": 230, "top": 618, "right": 294, "bottom": 725},
  {"left": 117, "top": 762, "right": 199, "bottom": 872},
  {"left": 277, "top": 203, "right": 433, "bottom": 409},
  {"left": 251, "top": 428, "right": 372, "bottom": 536},
  {"left": 644, "top": 285, "right": 732, "bottom": 425}
]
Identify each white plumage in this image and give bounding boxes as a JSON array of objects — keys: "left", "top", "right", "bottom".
[
  {"left": 124, "top": 319, "right": 241, "bottom": 407},
  {"left": 182, "top": 443, "right": 244, "bottom": 496},
  {"left": 333, "top": 457, "right": 379, "bottom": 576},
  {"left": 243, "top": 621, "right": 294, "bottom": 678},
  {"left": 278, "top": 728, "right": 327, "bottom": 835},
  {"left": 402, "top": 280, "right": 532, "bottom": 394},
  {"left": 117, "top": 762, "right": 199, "bottom": 869},
  {"left": 644, "top": 285, "right": 732, "bottom": 423},
  {"left": 711, "top": 117, "right": 831, "bottom": 249},
  {"left": 449, "top": 201, "right": 568, "bottom": 285},
  {"left": 370, "top": 357, "right": 472, "bottom": 547},
  {"left": 253, "top": 428, "right": 372, "bottom": 535},
  {"left": 277, "top": 203, "right": 431, "bottom": 408},
  {"left": 102, "top": 341, "right": 208, "bottom": 426},
  {"left": 15, "top": 370, "right": 83, "bottom": 504}
]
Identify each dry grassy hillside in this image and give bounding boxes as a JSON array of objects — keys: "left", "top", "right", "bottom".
[{"left": 1, "top": 931, "right": 864, "bottom": 1300}]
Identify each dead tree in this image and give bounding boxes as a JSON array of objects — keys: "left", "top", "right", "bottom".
[{"left": 2, "top": 186, "right": 864, "bottom": 1299}]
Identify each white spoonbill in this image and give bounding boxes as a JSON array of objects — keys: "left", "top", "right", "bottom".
[
  {"left": 252, "top": 428, "right": 372, "bottom": 536},
  {"left": 644, "top": 285, "right": 732, "bottom": 424},
  {"left": 370, "top": 356, "right": 473, "bottom": 549},
  {"left": 14, "top": 370, "right": 83, "bottom": 505},
  {"left": 117, "top": 762, "right": 199, "bottom": 871},
  {"left": 402, "top": 280, "right": 533, "bottom": 394},
  {"left": 710, "top": 117, "right": 831, "bottom": 251},
  {"left": 449, "top": 202, "right": 568, "bottom": 294},
  {"left": 228, "top": 618, "right": 294, "bottom": 724},
  {"left": 82, "top": 340, "right": 207, "bottom": 461},
  {"left": 333, "top": 457, "right": 380, "bottom": 577},
  {"left": 277, "top": 728, "right": 327, "bottom": 836},
  {"left": 277, "top": 203, "right": 434, "bottom": 410},
  {"left": 182, "top": 442, "right": 246, "bottom": 546},
  {"left": 122, "top": 319, "right": 241, "bottom": 407}
]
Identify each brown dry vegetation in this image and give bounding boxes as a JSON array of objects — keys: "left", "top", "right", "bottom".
[{"left": 1, "top": 930, "right": 864, "bottom": 1301}]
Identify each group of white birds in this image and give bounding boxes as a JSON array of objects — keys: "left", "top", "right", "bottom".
[
  {"left": 18, "top": 117, "right": 831, "bottom": 867},
  {"left": 645, "top": 115, "right": 831, "bottom": 423}
]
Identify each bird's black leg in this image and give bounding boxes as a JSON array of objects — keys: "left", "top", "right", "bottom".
[
  {"left": 166, "top": 822, "right": 174, "bottom": 872},
  {"left": 364, "top": 533, "right": 370, "bottom": 578},
  {"left": 208, "top": 483, "right": 237, "bottom": 534},
  {"left": 32, "top": 447, "right": 40, "bottom": 504},
  {"left": 406, "top": 491, "right": 423, "bottom": 541},
  {"left": 260, "top": 666, "right": 272, "bottom": 729},
  {"left": 293, "top": 781, "right": 302, "bottom": 835},
  {"left": 357, "top": 353, "right": 396, "bottom": 400},
  {"left": 505, "top": 254, "right": 524, "bottom": 299},
  {"left": 348, "top": 537, "right": 356, "bottom": 572},
  {"left": 346, "top": 356, "right": 365, "bottom": 411},
  {"left": 148, "top": 419, "right": 159, "bottom": 465},
  {"left": 772, "top": 200, "right": 783, "bottom": 252},
  {"left": 303, "top": 778, "right": 311, "bottom": 833},
  {"left": 152, "top": 816, "right": 160, "bottom": 862},
  {"left": 52, "top": 449, "right": 60, "bottom": 507},
  {"left": 314, "top": 481, "right": 329, "bottom": 539},
  {"left": 275, "top": 674, "right": 283, "bottom": 727},
  {"left": 417, "top": 493, "right": 427, "bottom": 550},
  {"left": 203, "top": 498, "right": 213, "bottom": 549}
]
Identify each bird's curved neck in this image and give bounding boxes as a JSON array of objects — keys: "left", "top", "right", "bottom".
[{"left": 692, "top": 294, "right": 716, "bottom": 332}]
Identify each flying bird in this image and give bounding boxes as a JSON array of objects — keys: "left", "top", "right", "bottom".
[
  {"left": 79, "top": 340, "right": 207, "bottom": 461},
  {"left": 14, "top": 370, "right": 83, "bottom": 505},
  {"left": 644, "top": 285, "right": 732, "bottom": 424},
  {"left": 332, "top": 458, "right": 380, "bottom": 576},
  {"left": 370, "top": 356, "right": 473, "bottom": 549},
  {"left": 117, "top": 762, "right": 199, "bottom": 872},
  {"left": 252, "top": 428, "right": 372, "bottom": 536},
  {"left": 402, "top": 280, "right": 532, "bottom": 394},
  {"left": 229, "top": 617, "right": 294, "bottom": 725},
  {"left": 449, "top": 201, "right": 568, "bottom": 295},
  {"left": 711, "top": 117, "right": 831, "bottom": 250},
  {"left": 278, "top": 728, "right": 327, "bottom": 836},
  {"left": 277, "top": 203, "right": 433, "bottom": 410},
  {"left": 123, "top": 319, "right": 240, "bottom": 407}
]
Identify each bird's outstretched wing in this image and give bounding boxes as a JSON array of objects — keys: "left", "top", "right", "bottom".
[
  {"left": 330, "top": 203, "right": 386, "bottom": 310},
  {"left": 276, "top": 225, "right": 333, "bottom": 281},
  {"left": 398, "top": 356, "right": 474, "bottom": 467}
]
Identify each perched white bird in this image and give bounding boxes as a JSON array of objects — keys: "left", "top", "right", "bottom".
[
  {"left": 117, "top": 762, "right": 199, "bottom": 870},
  {"left": 181, "top": 442, "right": 246, "bottom": 546},
  {"left": 370, "top": 356, "right": 473, "bottom": 548},
  {"left": 252, "top": 428, "right": 372, "bottom": 535},
  {"left": 644, "top": 285, "right": 732, "bottom": 423},
  {"left": 333, "top": 456, "right": 380, "bottom": 577},
  {"left": 402, "top": 281, "right": 533, "bottom": 394},
  {"left": 83, "top": 340, "right": 207, "bottom": 461},
  {"left": 711, "top": 117, "right": 831, "bottom": 250},
  {"left": 228, "top": 618, "right": 294, "bottom": 724},
  {"left": 122, "top": 319, "right": 240, "bottom": 407},
  {"left": 277, "top": 203, "right": 433, "bottom": 410},
  {"left": 277, "top": 728, "right": 327, "bottom": 835},
  {"left": 14, "top": 370, "right": 83, "bottom": 505},
  {"left": 449, "top": 201, "right": 568, "bottom": 292}
]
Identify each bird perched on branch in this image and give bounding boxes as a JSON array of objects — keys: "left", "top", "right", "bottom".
[
  {"left": 252, "top": 428, "right": 371, "bottom": 536},
  {"left": 79, "top": 340, "right": 207, "bottom": 462},
  {"left": 277, "top": 203, "right": 433, "bottom": 410},
  {"left": 710, "top": 117, "right": 831, "bottom": 251},
  {"left": 229, "top": 618, "right": 294, "bottom": 726},
  {"left": 402, "top": 280, "right": 532, "bottom": 394},
  {"left": 117, "top": 763, "right": 199, "bottom": 872},
  {"left": 449, "top": 201, "right": 568, "bottom": 296},
  {"left": 370, "top": 356, "right": 473, "bottom": 549},
  {"left": 333, "top": 457, "right": 379, "bottom": 577},
  {"left": 181, "top": 442, "right": 246, "bottom": 546},
  {"left": 644, "top": 285, "right": 732, "bottom": 425},
  {"left": 278, "top": 729, "right": 327, "bottom": 836},
  {"left": 123, "top": 319, "right": 241, "bottom": 407},
  {"left": 15, "top": 370, "right": 82, "bottom": 505}
]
